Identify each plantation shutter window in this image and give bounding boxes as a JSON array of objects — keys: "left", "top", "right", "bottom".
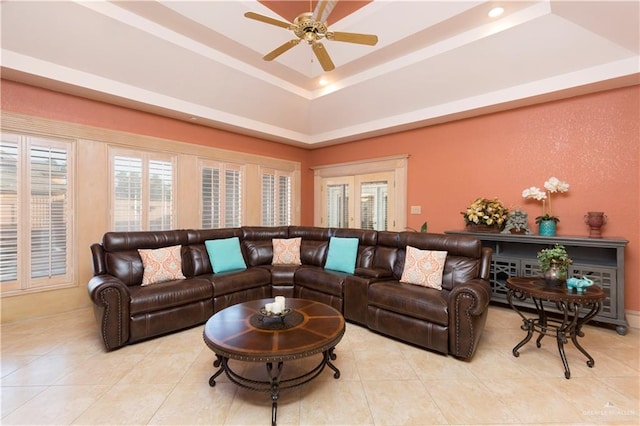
[
  {"left": 277, "top": 174, "right": 291, "bottom": 226},
  {"left": 224, "top": 169, "right": 242, "bottom": 227},
  {"left": 201, "top": 166, "right": 221, "bottom": 228},
  {"left": 113, "top": 156, "right": 142, "bottom": 232},
  {"left": 261, "top": 169, "right": 292, "bottom": 226},
  {"left": 1, "top": 133, "right": 75, "bottom": 294},
  {"left": 200, "top": 160, "right": 243, "bottom": 228},
  {"left": 0, "top": 138, "right": 19, "bottom": 285},
  {"left": 110, "top": 148, "right": 176, "bottom": 231},
  {"left": 262, "top": 173, "right": 275, "bottom": 226}
]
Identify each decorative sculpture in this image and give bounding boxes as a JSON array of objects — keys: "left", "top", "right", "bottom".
[
  {"left": 566, "top": 276, "right": 594, "bottom": 292},
  {"left": 501, "top": 209, "right": 532, "bottom": 234}
]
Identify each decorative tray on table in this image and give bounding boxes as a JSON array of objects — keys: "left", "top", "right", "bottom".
[{"left": 259, "top": 307, "right": 292, "bottom": 318}]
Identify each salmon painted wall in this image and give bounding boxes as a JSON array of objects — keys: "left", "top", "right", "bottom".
[
  {"left": 2, "top": 80, "right": 638, "bottom": 315},
  {"left": 309, "top": 85, "right": 640, "bottom": 313}
]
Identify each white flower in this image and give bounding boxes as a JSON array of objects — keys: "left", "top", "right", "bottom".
[
  {"left": 544, "top": 177, "right": 569, "bottom": 193},
  {"left": 522, "top": 177, "right": 569, "bottom": 218},
  {"left": 522, "top": 187, "right": 547, "bottom": 200}
]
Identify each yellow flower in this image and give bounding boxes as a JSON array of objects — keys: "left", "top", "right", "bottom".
[{"left": 461, "top": 197, "right": 509, "bottom": 227}]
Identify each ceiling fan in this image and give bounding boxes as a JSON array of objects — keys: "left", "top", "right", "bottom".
[{"left": 244, "top": 0, "right": 378, "bottom": 71}]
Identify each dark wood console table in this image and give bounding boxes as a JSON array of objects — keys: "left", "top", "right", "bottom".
[
  {"left": 506, "top": 277, "right": 605, "bottom": 379},
  {"left": 445, "top": 231, "right": 628, "bottom": 334}
]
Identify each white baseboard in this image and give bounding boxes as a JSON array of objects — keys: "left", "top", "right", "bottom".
[{"left": 626, "top": 310, "right": 640, "bottom": 329}]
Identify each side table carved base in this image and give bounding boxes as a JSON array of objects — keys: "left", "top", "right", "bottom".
[{"left": 506, "top": 277, "right": 605, "bottom": 379}]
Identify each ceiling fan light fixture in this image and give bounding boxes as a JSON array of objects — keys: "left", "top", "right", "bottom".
[
  {"left": 488, "top": 6, "right": 504, "bottom": 18},
  {"left": 244, "top": 5, "right": 378, "bottom": 71}
]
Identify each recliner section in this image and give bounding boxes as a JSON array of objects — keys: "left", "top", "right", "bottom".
[{"left": 88, "top": 225, "right": 492, "bottom": 360}]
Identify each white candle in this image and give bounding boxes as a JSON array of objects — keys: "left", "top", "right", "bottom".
[
  {"left": 264, "top": 303, "right": 274, "bottom": 313},
  {"left": 275, "top": 296, "right": 286, "bottom": 311},
  {"left": 271, "top": 302, "right": 282, "bottom": 314}
]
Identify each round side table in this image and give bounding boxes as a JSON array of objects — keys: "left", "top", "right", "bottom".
[{"left": 506, "top": 277, "right": 605, "bottom": 379}]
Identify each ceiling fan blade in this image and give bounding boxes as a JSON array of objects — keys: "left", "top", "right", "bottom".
[
  {"left": 328, "top": 31, "right": 378, "bottom": 46},
  {"left": 313, "top": 0, "right": 338, "bottom": 23},
  {"left": 263, "top": 39, "right": 301, "bottom": 61},
  {"left": 244, "top": 12, "right": 291, "bottom": 29},
  {"left": 312, "top": 42, "right": 335, "bottom": 71}
]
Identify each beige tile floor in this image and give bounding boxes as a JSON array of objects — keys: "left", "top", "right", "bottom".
[{"left": 1, "top": 305, "right": 638, "bottom": 425}]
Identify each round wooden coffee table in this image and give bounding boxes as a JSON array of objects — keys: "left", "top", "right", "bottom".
[{"left": 203, "top": 298, "right": 345, "bottom": 426}]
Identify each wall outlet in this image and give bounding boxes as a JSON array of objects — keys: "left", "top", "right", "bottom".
[{"left": 410, "top": 205, "right": 421, "bottom": 214}]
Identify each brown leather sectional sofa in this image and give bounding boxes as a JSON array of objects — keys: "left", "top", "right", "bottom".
[{"left": 88, "top": 226, "right": 492, "bottom": 360}]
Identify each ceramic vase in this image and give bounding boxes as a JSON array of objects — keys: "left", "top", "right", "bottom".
[
  {"left": 543, "top": 264, "right": 567, "bottom": 286},
  {"left": 585, "top": 211, "right": 607, "bottom": 238},
  {"left": 538, "top": 220, "right": 556, "bottom": 236}
]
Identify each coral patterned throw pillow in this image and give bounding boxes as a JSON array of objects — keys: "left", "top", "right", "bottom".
[
  {"left": 272, "top": 238, "right": 302, "bottom": 265},
  {"left": 138, "top": 245, "right": 186, "bottom": 285},
  {"left": 400, "top": 246, "right": 447, "bottom": 290}
]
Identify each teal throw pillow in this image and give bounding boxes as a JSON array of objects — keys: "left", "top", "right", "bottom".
[
  {"left": 324, "top": 237, "right": 359, "bottom": 274},
  {"left": 205, "top": 237, "right": 247, "bottom": 273}
]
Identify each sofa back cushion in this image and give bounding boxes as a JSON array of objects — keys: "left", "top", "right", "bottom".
[
  {"left": 372, "top": 231, "right": 399, "bottom": 274},
  {"left": 101, "top": 230, "right": 189, "bottom": 286},
  {"left": 241, "top": 226, "right": 289, "bottom": 267},
  {"left": 288, "top": 226, "right": 329, "bottom": 266}
]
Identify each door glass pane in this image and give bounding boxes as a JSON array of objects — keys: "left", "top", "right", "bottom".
[
  {"left": 360, "top": 180, "right": 388, "bottom": 230},
  {"left": 326, "top": 183, "right": 349, "bottom": 227}
]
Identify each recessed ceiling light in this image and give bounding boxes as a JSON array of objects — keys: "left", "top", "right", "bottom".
[
  {"left": 488, "top": 6, "right": 504, "bottom": 18},
  {"left": 319, "top": 78, "right": 329, "bottom": 86}
]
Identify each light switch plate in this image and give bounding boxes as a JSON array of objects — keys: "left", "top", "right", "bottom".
[{"left": 410, "top": 205, "right": 421, "bottom": 214}]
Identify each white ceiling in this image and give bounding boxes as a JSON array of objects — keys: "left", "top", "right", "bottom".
[{"left": 1, "top": 1, "right": 639, "bottom": 148}]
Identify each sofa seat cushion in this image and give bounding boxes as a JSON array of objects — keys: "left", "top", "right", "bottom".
[
  {"left": 129, "top": 278, "right": 213, "bottom": 315},
  {"left": 208, "top": 267, "right": 272, "bottom": 297},
  {"left": 294, "top": 267, "right": 346, "bottom": 297},
  {"left": 368, "top": 281, "right": 449, "bottom": 326}
]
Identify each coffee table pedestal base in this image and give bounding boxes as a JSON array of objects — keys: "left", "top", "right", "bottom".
[{"left": 209, "top": 348, "right": 340, "bottom": 426}]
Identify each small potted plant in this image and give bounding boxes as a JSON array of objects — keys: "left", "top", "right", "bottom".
[{"left": 537, "top": 244, "right": 573, "bottom": 285}]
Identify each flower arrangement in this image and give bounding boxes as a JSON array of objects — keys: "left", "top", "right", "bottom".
[
  {"left": 522, "top": 177, "right": 569, "bottom": 224},
  {"left": 461, "top": 197, "right": 509, "bottom": 228},
  {"left": 537, "top": 244, "right": 573, "bottom": 272}
]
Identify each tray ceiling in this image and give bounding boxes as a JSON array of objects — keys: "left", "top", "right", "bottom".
[{"left": 1, "top": 1, "right": 638, "bottom": 147}]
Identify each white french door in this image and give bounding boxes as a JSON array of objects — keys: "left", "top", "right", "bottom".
[{"left": 320, "top": 172, "right": 395, "bottom": 231}]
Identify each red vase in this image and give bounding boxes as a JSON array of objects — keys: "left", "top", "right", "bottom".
[{"left": 584, "top": 211, "right": 607, "bottom": 238}]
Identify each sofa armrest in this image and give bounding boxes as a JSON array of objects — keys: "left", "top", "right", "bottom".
[
  {"left": 88, "top": 275, "right": 132, "bottom": 351},
  {"left": 354, "top": 267, "right": 393, "bottom": 279},
  {"left": 447, "top": 278, "right": 492, "bottom": 360}
]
